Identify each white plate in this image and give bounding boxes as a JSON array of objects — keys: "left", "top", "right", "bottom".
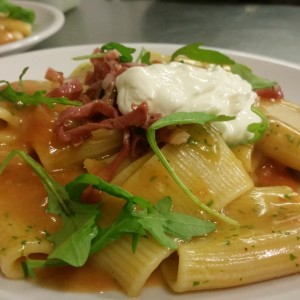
[
  {"left": 0, "top": 44, "right": 300, "bottom": 300},
  {"left": 0, "top": 1, "right": 65, "bottom": 56}
]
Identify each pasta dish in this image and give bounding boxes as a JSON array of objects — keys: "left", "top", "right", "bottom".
[
  {"left": 0, "top": 0, "right": 35, "bottom": 45},
  {"left": 0, "top": 42, "right": 299, "bottom": 297}
]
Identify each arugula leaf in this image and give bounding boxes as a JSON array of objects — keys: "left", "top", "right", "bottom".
[
  {"left": 135, "top": 48, "right": 151, "bottom": 64},
  {"left": 72, "top": 41, "right": 275, "bottom": 90},
  {"left": 101, "top": 42, "right": 136, "bottom": 63},
  {"left": 73, "top": 43, "right": 136, "bottom": 62},
  {"left": 231, "top": 63, "right": 275, "bottom": 90},
  {"left": 0, "top": 68, "right": 82, "bottom": 108},
  {"left": 170, "top": 42, "right": 275, "bottom": 90},
  {"left": 0, "top": 150, "right": 216, "bottom": 276},
  {"left": 171, "top": 42, "right": 235, "bottom": 65},
  {"left": 91, "top": 200, "right": 146, "bottom": 253},
  {"left": 65, "top": 173, "right": 134, "bottom": 202},
  {"left": 0, "top": 150, "right": 100, "bottom": 267},
  {"left": 0, "top": 150, "right": 70, "bottom": 214},
  {"left": 47, "top": 200, "right": 100, "bottom": 266},
  {"left": 134, "top": 196, "right": 216, "bottom": 249},
  {"left": 141, "top": 51, "right": 151, "bottom": 64},
  {"left": 73, "top": 53, "right": 105, "bottom": 61},
  {"left": 0, "top": 82, "right": 82, "bottom": 108},
  {"left": 66, "top": 174, "right": 216, "bottom": 252},
  {"left": 247, "top": 105, "right": 269, "bottom": 143},
  {"left": 22, "top": 258, "right": 65, "bottom": 277},
  {"left": 147, "top": 112, "right": 238, "bottom": 226},
  {"left": 0, "top": 0, "right": 35, "bottom": 23},
  {"left": 64, "top": 174, "right": 148, "bottom": 253}
]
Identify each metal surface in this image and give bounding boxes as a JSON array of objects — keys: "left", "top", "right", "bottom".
[{"left": 31, "top": 0, "right": 300, "bottom": 64}]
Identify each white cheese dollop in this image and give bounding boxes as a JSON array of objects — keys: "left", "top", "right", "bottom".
[{"left": 116, "top": 62, "right": 261, "bottom": 144}]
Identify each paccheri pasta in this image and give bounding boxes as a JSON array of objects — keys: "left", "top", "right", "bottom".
[{"left": 0, "top": 42, "right": 300, "bottom": 297}]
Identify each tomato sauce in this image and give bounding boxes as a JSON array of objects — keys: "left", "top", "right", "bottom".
[
  {"left": 255, "top": 159, "right": 300, "bottom": 191},
  {"left": 34, "top": 262, "right": 165, "bottom": 294},
  {"left": 0, "top": 79, "right": 299, "bottom": 296},
  {"left": 35, "top": 260, "right": 121, "bottom": 293},
  {"left": 0, "top": 155, "right": 166, "bottom": 295},
  {"left": 0, "top": 162, "right": 123, "bottom": 293}
]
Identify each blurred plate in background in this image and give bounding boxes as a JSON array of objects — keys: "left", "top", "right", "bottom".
[{"left": 0, "top": 0, "right": 64, "bottom": 56}]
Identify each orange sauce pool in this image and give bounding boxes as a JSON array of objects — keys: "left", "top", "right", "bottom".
[
  {"left": 34, "top": 260, "right": 121, "bottom": 293},
  {"left": 0, "top": 152, "right": 167, "bottom": 295},
  {"left": 255, "top": 158, "right": 300, "bottom": 191},
  {"left": 0, "top": 164, "right": 59, "bottom": 233},
  {"left": 1, "top": 81, "right": 300, "bottom": 296},
  {"left": 34, "top": 262, "right": 166, "bottom": 294},
  {"left": 0, "top": 81, "right": 136, "bottom": 295},
  {"left": 0, "top": 161, "right": 115, "bottom": 292}
]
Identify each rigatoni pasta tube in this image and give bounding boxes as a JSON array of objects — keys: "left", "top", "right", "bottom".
[
  {"left": 231, "top": 144, "right": 253, "bottom": 176},
  {"left": 161, "top": 186, "right": 300, "bottom": 292},
  {"left": 91, "top": 236, "right": 173, "bottom": 297},
  {"left": 36, "top": 128, "right": 123, "bottom": 170},
  {"left": 28, "top": 105, "right": 123, "bottom": 170},
  {"left": 84, "top": 153, "right": 152, "bottom": 185},
  {"left": 0, "top": 162, "right": 69, "bottom": 280},
  {"left": 122, "top": 124, "right": 253, "bottom": 214},
  {"left": 0, "top": 214, "right": 52, "bottom": 279},
  {"left": 0, "top": 104, "right": 22, "bottom": 159},
  {"left": 257, "top": 100, "right": 300, "bottom": 171},
  {"left": 88, "top": 123, "right": 253, "bottom": 296}
]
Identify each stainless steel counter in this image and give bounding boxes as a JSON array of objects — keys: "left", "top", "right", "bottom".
[{"left": 33, "top": 0, "right": 300, "bottom": 64}]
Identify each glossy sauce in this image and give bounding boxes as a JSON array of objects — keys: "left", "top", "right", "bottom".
[
  {"left": 0, "top": 175, "right": 164, "bottom": 290},
  {"left": 0, "top": 162, "right": 126, "bottom": 294},
  {"left": 0, "top": 156, "right": 127, "bottom": 293},
  {"left": 0, "top": 164, "right": 59, "bottom": 232},
  {"left": 1, "top": 80, "right": 300, "bottom": 296},
  {"left": 0, "top": 81, "right": 114, "bottom": 294},
  {"left": 34, "top": 263, "right": 165, "bottom": 294},
  {"left": 255, "top": 158, "right": 300, "bottom": 191},
  {"left": 0, "top": 81, "right": 166, "bottom": 294},
  {"left": 35, "top": 260, "right": 121, "bottom": 293}
]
